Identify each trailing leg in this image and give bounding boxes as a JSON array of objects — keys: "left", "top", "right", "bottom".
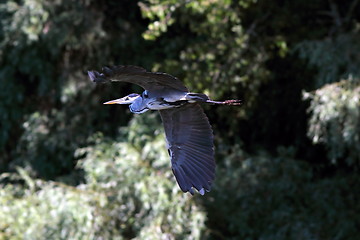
[{"left": 205, "top": 99, "right": 242, "bottom": 105}]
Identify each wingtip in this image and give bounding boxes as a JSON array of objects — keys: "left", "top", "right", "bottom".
[
  {"left": 88, "top": 65, "right": 149, "bottom": 84},
  {"left": 87, "top": 70, "right": 96, "bottom": 81},
  {"left": 199, "top": 188, "right": 205, "bottom": 195},
  {"left": 87, "top": 70, "right": 108, "bottom": 83},
  {"left": 189, "top": 188, "right": 195, "bottom": 195},
  {"left": 187, "top": 187, "right": 209, "bottom": 196},
  {"left": 101, "top": 66, "right": 113, "bottom": 76}
]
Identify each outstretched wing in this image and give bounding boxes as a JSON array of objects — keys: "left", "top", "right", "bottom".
[
  {"left": 88, "top": 65, "right": 188, "bottom": 92},
  {"left": 159, "top": 103, "right": 215, "bottom": 195}
]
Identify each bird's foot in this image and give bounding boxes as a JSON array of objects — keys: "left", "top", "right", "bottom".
[{"left": 223, "top": 99, "right": 242, "bottom": 105}]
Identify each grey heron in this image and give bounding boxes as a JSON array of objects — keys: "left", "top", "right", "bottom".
[{"left": 88, "top": 65, "right": 241, "bottom": 195}]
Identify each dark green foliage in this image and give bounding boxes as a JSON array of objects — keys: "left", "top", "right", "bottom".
[
  {"left": 1, "top": 114, "right": 206, "bottom": 239},
  {"left": 0, "top": 0, "right": 146, "bottom": 176},
  {"left": 208, "top": 152, "right": 360, "bottom": 239},
  {"left": 1, "top": 0, "right": 360, "bottom": 239},
  {"left": 296, "top": 33, "right": 360, "bottom": 87}
]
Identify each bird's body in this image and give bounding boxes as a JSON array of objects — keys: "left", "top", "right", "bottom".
[
  {"left": 109, "top": 90, "right": 212, "bottom": 114},
  {"left": 88, "top": 65, "right": 241, "bottom": 195}
]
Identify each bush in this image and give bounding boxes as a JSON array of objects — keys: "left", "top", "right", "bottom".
[
  {"left": 1, "top": 113, "right": 207, "bottom": 240},
  {"left": 206, "top": 149, "right": 360, "bottom": 239},
  {"left": 304, "top": 77, "right": 360, "bottom": 167}
]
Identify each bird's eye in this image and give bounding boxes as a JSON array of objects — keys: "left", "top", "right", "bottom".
[{"left": 143, "top": 91, "right": 149, "bottom": 98}]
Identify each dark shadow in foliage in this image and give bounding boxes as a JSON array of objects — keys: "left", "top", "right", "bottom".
[{"left": 202, "top": 152, "right": 360, "bottom": 240}]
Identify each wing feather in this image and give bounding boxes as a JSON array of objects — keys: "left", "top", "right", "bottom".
[
  {"left": 160, "top": 103, "right": 215, "bottom": 195},
  {"left": 88, "top": 65, "right": 188, "bottom": 92}
]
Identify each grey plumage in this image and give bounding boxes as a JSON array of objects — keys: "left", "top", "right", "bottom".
[
  {"left": 160, "top": 104, "right": 215, "bottom": 195},
  {"left": 88, "top": 65, "right": 241, "bottom": 195},
  {"left": 89, "top": 65, "right": 188, "bottom": 92}
]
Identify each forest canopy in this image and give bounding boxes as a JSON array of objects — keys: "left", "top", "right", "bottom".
[{"left": 0, "top": 0, "right": 359, "bottom": 239}]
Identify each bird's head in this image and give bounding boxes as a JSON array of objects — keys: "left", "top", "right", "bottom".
[{"left": 103, "top": 93, "right": 140, "bottom": 105}]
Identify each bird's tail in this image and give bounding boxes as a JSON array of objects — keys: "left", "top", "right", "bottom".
[{"left": 185, "top": 93, "right": 210, "bottom": 102}]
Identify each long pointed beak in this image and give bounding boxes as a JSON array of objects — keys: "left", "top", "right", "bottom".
[
  {"left": 103, "top": 99, "right": 122, "bottom": 104},
  {"left": 103, "top": 96, "right": 136, "bottom": 105}
]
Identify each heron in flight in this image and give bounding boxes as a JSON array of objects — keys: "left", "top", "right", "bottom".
[{"left": 88, "top": 65, "right": 241, "bottom": 195}]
